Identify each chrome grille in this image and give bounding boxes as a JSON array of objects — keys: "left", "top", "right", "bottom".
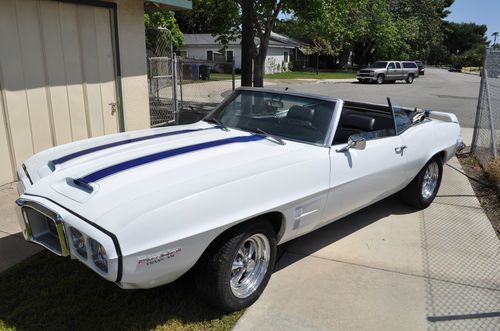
[{"left": 21, "top": 203, "right": 69, "bottom": 256}]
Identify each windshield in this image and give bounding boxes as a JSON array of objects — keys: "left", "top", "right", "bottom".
[
  {"left": 206, "top": 90, "right": 336, "bottom": 145},
  {"left": 370, "top": 61, "right": 388, "bottom": 68}
]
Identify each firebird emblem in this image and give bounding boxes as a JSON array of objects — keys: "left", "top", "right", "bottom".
[{"left": 137, "top": 248, "right": 181, "bottom": 267}]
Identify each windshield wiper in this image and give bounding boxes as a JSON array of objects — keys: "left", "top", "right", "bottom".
[
  {"left": 251, "top": 128, "right": 286, "bottom": 145},
  {"left": 204, "top": 117, "right": 229, "bottom": 131}
]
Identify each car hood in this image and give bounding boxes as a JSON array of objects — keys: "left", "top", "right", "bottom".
[{"left": 24, "top": 122, "right": 319, "bottom": 227}]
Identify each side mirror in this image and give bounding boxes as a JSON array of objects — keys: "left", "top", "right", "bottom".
[{"left": 336, "top": 135, "right": 366, "bottom": 153}]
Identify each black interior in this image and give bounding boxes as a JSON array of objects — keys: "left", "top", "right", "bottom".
[
  {"left": 275, "top": 104, "right": 332, "bottom": 143},
  {"left": 333, "top": 103, "right": 396, "bottom": 145}
]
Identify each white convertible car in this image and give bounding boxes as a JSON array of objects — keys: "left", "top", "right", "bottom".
[{"left": 15, "top": 88, "right": 463, "bottom": 311}]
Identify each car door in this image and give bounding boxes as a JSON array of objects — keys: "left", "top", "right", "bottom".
[
  {"left": 395, "top": 62, "right": 404, "bottom": 79},
  {"left": 322, "top": 135, "right": 408, "bottom": 224},
  {"left": 386, "top": 61, "right": 397, "bottom": 80}
]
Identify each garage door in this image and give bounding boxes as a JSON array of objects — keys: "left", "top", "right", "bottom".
[{"left": 0, "top": 0, "right": 120, "bottom": 185}]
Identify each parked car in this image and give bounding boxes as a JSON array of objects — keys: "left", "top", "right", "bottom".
[
  {"left": 15, "top": 88, "right": 463, "bottom": 311},
  {"left": 357, "top": 61, "right": 420, "bottom": 84},
  {"left": 414, "top": 60, "right": 425, "bottom": 75},
  {"left": 449, "top": 65, "right": 463, "bottom": 72}
]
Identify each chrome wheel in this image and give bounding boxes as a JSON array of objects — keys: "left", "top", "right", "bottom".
[
  {"left": 230, "top": 233, "right": 270, "bottom": 299},
  {"left": 422, "top": 162, "right": 439, "bottom": 200}
]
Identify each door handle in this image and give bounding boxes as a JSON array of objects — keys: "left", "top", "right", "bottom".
[
  {"left": 109, "top": 102, "right": 117, "bottom": 115},
  {"left": 395, "top": 145, "right": 407, "bottom": 155}
]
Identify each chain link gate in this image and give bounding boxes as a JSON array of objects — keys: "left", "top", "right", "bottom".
[{"left": 146, "top": 27, "right": 180, "bottom": 127}]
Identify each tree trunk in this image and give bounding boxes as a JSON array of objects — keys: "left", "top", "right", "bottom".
[
  {"left": 316, "top": 53, "right": 319, "bottom": 74},
  {"left": 240, "top": 0, "right": 254, "bottom": 86},
  {"left": 338, "top": 49, "right": 350, "bottom": 68},
  {"left": 253, "top": 36, "right": 269, "bottom": 87},
  {"left": 253, "top": 51, "right": 266, "bottom": 87}
]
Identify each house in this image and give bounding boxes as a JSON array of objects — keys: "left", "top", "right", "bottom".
[
  {"left": 178, "top": 32, "right": 306, "bottom": 74},
  {"left": 0, "top": 0, "right": 191, "bottom": 186}
]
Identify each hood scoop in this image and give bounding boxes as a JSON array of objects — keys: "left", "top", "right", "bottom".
[{"left": 50, "top": 178, "right": 96, "bottom": 203}]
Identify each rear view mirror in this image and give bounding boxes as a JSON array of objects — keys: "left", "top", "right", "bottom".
[{"left": 336, "top": 135, "right": 366, "bottom": 153}]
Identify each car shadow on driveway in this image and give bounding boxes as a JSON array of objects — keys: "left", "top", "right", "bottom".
[{"left": 275, "top": 194, "right": 414, "bottom": 272}]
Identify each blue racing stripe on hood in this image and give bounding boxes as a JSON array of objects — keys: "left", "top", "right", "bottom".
[
  {"left": 75, "top": 135, "right": 265, "bottom": 185},
  {"left": 50, "top": 126, "right": 220, "bottom": 167}
]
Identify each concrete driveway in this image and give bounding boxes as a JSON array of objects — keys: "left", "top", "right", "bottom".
[
  {"left": 235, "top": 69, "right": 500, "bottom": 330},
  {"left": 0, "top": 183, "right": 41, "bottom": 273}
]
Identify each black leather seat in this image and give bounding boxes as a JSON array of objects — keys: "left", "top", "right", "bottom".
[
  {"left": 286, "top": 105, "right": 315, "bottom": 124},
  {"left": 278, "top": 105, "right": 323, "bottom": 143},
  {"left": 334, "top": 113, "right": 375, "bottom": 144}
]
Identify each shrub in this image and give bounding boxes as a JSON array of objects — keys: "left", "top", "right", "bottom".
[{"left": 486, "top": 157, "right": 500, "bottom": 186}]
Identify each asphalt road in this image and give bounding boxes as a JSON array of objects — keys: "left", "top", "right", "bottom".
[{"left": 282, "top": 67, "right": 481, "bottom": 128}]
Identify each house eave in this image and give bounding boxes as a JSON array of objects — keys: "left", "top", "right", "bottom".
[{"left": 144, "top": 0, "right": 192, "bottom": 11}]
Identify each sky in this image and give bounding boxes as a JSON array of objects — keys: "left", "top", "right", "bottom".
[{"left": 446, "top": 0, "right": 500, "bottom": 42}]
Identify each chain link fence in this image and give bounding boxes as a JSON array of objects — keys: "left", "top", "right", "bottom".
[
  {"left": 471, "top": 49, "right": 500, "bottom": 167},
  {"left": 146, "top": 28, "right": 237, "bottom": 127},
  {"left": 146, "top": 28, "right": 180, "bottom": 127},
  {"left": 177, "top": 58, "right": 236, "bottom": 124}
]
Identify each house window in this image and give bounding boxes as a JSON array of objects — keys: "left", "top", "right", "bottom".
[
  {"left": 226, "top": 50, "right": 234, "bottom": 63},
  {"left": 284, "top": 51, "right": 289, "bottom": 63},
  {"left": 177, "top": 50, "right": 188, "bottom": 58},
  {"left": 206, "top": 50, "right": 213, "bottom": 61}
]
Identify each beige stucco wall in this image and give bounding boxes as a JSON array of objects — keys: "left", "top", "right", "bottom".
[
  {"left": 0, "top": 0, "right": 150, "bottom": 186},
  {"left": 114, "top": 0, "right": 151, "bottom": 131}
]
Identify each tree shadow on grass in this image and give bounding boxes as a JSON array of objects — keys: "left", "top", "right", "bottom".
[{"left": 0, "top": 252, "right": 241, "bottom": 331}]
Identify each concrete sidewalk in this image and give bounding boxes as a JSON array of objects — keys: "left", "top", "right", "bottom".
[
  {"left": 0, "top": 183, "right": 41, "bottom": 272},
  {"left": 235, "top": 154, "right": 500, "bottom": 330}
]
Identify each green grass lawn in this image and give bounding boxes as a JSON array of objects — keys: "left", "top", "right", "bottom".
[
  {"left": 265, "top": 71, "right": 356, "bottom": 79},
  {"left": 183, "top": 71, "right": 355, "bottom": 84},
  {"left": 0, "top": 252, "right": 243, "bottom": 330},
  {"left": 209, "top": 73, "right": 240, "bottom": 81}
]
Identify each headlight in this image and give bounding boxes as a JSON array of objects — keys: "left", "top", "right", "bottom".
[
  {"left": 69, "top": 227, "right": 87, "bottom": 259},
  {"left": 89, "top": 238, "right": 108, "bottom": 273},
  {"left": 369, "top": 71, "right": 375, "bottom": 76}
]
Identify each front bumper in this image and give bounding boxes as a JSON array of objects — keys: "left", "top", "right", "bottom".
[
  {"left": 15, "top": 194, "right": 121, "bottom": 282},
  {"left": 357, "top": 76, "right": 376, "bottom": 81}
]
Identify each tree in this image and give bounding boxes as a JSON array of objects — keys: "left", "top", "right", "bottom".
[
  {"left": 302, "top": 38, "right": 335, "bottom": 74},
  {"left": 240, "top": 0, "right": 255, "bottom": 86},
  {"left": 179, "top": 0, "right": 326, "bottom": 87},
  {"left": 432, "top": 22, "right": 489, "bottom": 66},
  {"left": 144, "top": 11, "right": 183, "bottom": 53},
  {"left": 277, "top": 0, "right": 453, "bottom": 66},
  {"left": 493, "top": 32, "right": 499, "bottom": 45},
  {"left": 389, "top": 0, "right": 454, "bottom": 60}
]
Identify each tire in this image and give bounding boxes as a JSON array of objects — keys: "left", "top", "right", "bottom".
[
  {"left": 376, "top": 74, "right": 385, "bottom": 84},
  {"left": 401, "top": 157, "right": 443, "bottom": 209},
  {"left": 194, "top": 220, "right": 277, "bottom": 311},
  {"left": 406, "top": 74, "right": 414, "bottom": 84}
]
